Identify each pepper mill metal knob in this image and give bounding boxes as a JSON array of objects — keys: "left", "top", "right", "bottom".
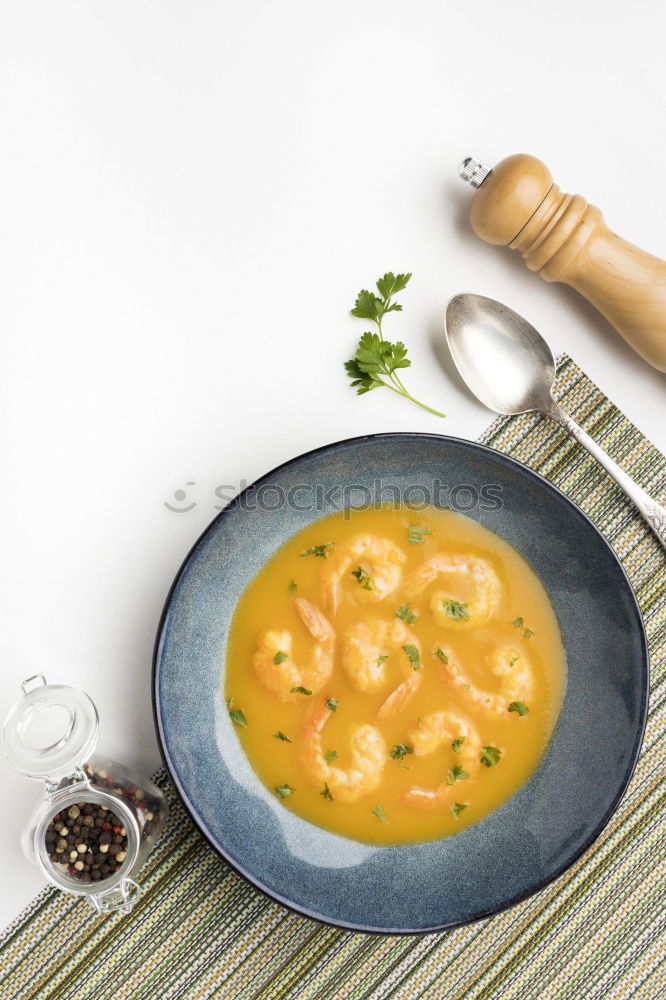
[{"left": 459, "top": 153, "right": 666, "bottom": 372}]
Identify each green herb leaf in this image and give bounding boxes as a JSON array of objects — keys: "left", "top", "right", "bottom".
[
  {"left": 345, "top": 273, "right": 446, "bottom": 418},
  {"left": 275, "top": 784, "right": 294, "bottom": 798},
  {"left": 407, "top": 525, "right": 432, "bottom": 545},
  {"left": 226, "top": 698, "right": 247, "bottom": 728},
  {"left": 300, "top": 543, "right": 334, "bottom": 558},
  {"left": 512, "top": 617, "right": 524, "bottom": 628},
  {"left": 290, "top": 686, "right": 312, "bottom": 696},
  {"left": 417, "top": 717, "right": 423, "bottom": 729},
  {"left": 321, "top": 784, "right": 333, "bottom": 802},
  {"left": 325, "top": 749, "right": 338, "bottom": 764},
  {"left": 402, "top": 644, "right": 421, "bottom": 670},
  {"left": 325, "top": 697, "right": 338, "bottom": 712},
  {"left": 376, "top": 271, "right": 412, "bottom": 299},
  {"left": 351, "top": 566, "right": 376, "bottom": 591},
  {"left": 372, "top": 803, "right": 389, "bottom": 824},
  {"left": 446, "top": 765, "right": 470, "bottom": 785},
  {"left": 395, "top": 603, "right": 417, "bottom": 624},
  {"left": 351, "top": 288, "right": 383, "bottom": 321},
  {"left": 452, "top": 737, "right": 465, "bottom": 754},
  {"left": 434, "top": 647, "right": 449, "bottom": 664},
  {"left": 443, "top": 599, "right": 469, "bottom": 621},
  {"left": 377, "top": 654, "right": 389, "bottom": 667},
  {"left": 273, "top": 731, "right": 292, "bottom": 743},
  {"left": 390, "top": 744, "right": 414, "bottom": 761},
  {"left": 288, "top": 579, "right": 297, "bottom": 592},
  {"left": 509, "top": 655, "right": 518, "bottom": 666},
  {"left": 273, "top": 651, "right": 288, "bottom": 665},
  {"left": 523, "top": 628, "right": 534, "bottom": 639},
  {"left": 451, "top": 802, "right": 468, "bottom": 820},
  {"left": 508, "top": 701, "right": 529, "bottom": 716},
  {"left": 480, "top": 745, "right": 502, "bottom": 768},
  {"left": 344, "top": 356, "right": 384, "bottom": 394}
]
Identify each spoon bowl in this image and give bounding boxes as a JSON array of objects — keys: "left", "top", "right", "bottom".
[
  {"left": 444, "top": 292, "right": 666, "bottom": 549},
  {"left": 445, "top": 294, "right": 555, "bottom": 415}
]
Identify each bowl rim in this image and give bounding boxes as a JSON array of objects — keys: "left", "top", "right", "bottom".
[{"left": 152, "top": 431, "right": 649, "bottom": 935}]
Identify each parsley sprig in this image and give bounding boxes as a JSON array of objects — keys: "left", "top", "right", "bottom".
[
  {"left": 407, "top": 524, "right": 431, "bottom": 545},
  {"left": 480, "top": 745, "right": 502, "bottom": 768},
  {"left": 443, "top": 599, "right": 469, "bottom": 621},
  {"left": 395, "top": 603, "right": 417, "bottom": 624},
  {"left": 300, "top": 543, "right": 333, "bottom": 559},
  {"left": 372, "top": 803, "right": 389, "bottom": 824},
  {"left": 226, "top": 697, "right": 247, "bottom": 728},
  {"left": 446, "top": 765, "right": 470, "bottom": 785},
  {"left": 402, "top": 644, "right": 421, "bottom": 670},
  {"left": 345, "top": 272, "right": 445, "bottom": 418},
  {"left": 351, "top": 566, "right": 376, "bottom": 591}
]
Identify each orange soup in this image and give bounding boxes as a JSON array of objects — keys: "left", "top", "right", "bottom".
[{"left": 224, "top": 506, "right": 566, "bottom": 845}]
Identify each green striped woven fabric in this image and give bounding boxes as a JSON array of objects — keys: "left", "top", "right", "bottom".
[{"left": 1, "top": 356, "right": 664, "bottom": 1000}]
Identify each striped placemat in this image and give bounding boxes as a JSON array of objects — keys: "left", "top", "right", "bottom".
[{"left": 2, "top": 356, "right": 664, "bottom": 1000}]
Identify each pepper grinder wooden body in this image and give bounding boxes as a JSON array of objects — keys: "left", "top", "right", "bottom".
[{"left": 460, "top": 154, "right": 666, "bottom": 372}]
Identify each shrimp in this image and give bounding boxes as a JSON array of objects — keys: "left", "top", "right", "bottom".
[
  {"left": 403, "top": 709, "right": 481, "bottom": 809},
  {"left": 404, "top": 553, "right": 501, "bottom": 629},
  {"left": 252, "top": 598, "right": 334, "bottom": 702},
  {"left": 436, "top": 643, "right": 533, "bottom": 715},
  {"left": 321, "top": 534, "right": 406, "bottom": 616},
  {"left": 298, "top": 699, "right": 386, "bottom": 802},
  {"left": 341, "top": 618, "right": 423, "bottom": 721}
]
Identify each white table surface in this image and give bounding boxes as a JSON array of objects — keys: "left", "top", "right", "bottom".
[{"left": 1, "top": 0, "right": 665, "bottom": 929}]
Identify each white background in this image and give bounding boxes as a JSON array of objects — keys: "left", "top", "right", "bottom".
[{"left": 1, "top": 1, "right": 665, "bottom": 927}]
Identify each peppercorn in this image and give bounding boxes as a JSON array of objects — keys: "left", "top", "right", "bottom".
[{"left": 43, "top": 802, "right": 129, "bottom": 885}]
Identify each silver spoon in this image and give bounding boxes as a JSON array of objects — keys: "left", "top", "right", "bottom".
[{"left": 445, "top": 293, "right": 666, "bottom": 549}]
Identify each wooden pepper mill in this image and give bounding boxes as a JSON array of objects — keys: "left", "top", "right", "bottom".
[{"left": 459, "top": 154, "right": 666, "bottom": 372}]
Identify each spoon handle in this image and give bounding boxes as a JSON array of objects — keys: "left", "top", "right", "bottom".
[{"left": 546, "top": 400, "right": 666, "bottom": 550}]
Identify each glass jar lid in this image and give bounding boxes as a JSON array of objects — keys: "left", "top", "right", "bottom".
[{"left": 2, "top": 675, "right": 99, "bottom": 781}]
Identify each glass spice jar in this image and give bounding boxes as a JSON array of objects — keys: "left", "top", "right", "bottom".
[{"left": 2, "top": 674, "right": 168, "bottom": 915}]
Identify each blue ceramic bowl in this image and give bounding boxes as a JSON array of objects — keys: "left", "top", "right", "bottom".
[{"left": 153, "top": 434, "right": 648, "bottom": 933}]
